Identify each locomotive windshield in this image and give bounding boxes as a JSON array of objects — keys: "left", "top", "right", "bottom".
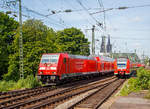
[
  {"left": 117, "top": 60, "right": 127, "bottom": 69},
  {"left": 117, "top": 58, "right": 127, "bottom": 69},
  {"left": 117, "top": 63, "right": 126, "bottom": 68},
  {"left": 41, "top": 54, "right": 59, "bottom": 63}
]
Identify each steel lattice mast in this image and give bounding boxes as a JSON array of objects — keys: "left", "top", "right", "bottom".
[{"left": 19, "top": 0, "right": 24, "bottom": 79}]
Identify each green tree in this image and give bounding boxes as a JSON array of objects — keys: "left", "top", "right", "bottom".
[
  {"left": 3, "top": 19, "right": 56, "bottom": 81},
  {"left": 144, "top": 56, "right": 150, "bottom": 66},
  {"left": 56, "top": 27, "right": 90, "bottom": 55},
  {"left": 0, "top": 12, "right": 18, "bottom": 79}
]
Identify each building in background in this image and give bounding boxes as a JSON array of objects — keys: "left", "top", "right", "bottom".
[
  {"left": 107, "top": 35, "right": 112, "bottom": 53},
  {"left": 100, "top": 35, "right": 112, "bottom": 54}
]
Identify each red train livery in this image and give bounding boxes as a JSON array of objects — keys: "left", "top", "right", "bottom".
[
  {"left": 114, "top": 58, "right": 145, "bottom": 78},
  {"left": 114, "top": 58, "right": 130, "bottom": 77},
  {"left": 95, "top": 56, "right": 114, "bottom": 74},
  {"left": 37, "top": 53, "right": 114, "bottom": 84}
]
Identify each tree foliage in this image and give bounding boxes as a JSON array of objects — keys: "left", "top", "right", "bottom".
[
  {"left": 0, "top": 12, "right": 18, "bottom": 79},
  {"left": 56, "top": 27, "right": 90, "bottom": 55},
  {"left": 1, "top": 13, "right": 91, "bottom": 81},
  {"left": 3, "top": 19, "right": 56, "bottom": 81}
]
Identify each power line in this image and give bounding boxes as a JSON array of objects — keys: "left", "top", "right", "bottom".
[
  {"left": 98, "top": 35, "right": 150, "bottom": 41},
  {"left": 63, "top": 0, "right": 93, "bottom": 25},
  {"left": 0, "top": 5, "right": 65, "bottom": 28},
  {"left": 1, "top": 0, "right": 70, "bottom": 28},
  {"left": 22, "top": 5, "right": 68, "bottom": 28},
  {"left": 97, "top": 0, "right": 106, "bottom": 31},
  {"left": 111, "top": 37, "right": 150, "bottom": 41},
  {"left": 76, "top": 0, "right": 103, "bottom": 28},
  {"left": 39, "top": 0, "right": 73, "bottom": 28},
  {"left": 91, "top": 4, "right": 150, "bottom": 15}
]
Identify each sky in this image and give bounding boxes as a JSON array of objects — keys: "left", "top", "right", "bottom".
[{"left": 0, "top": 0, "right": 150, "bottom": 58}]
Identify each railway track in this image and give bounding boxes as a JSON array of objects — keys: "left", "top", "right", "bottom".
[
  {"left": 0, "top": 76, "right": 119, "bottom": 109},
  {"left": 0, "top": 86, "right": 53, "bottom": 101},
  {"left": 0, "top": 75, "right": 113, "bottom": 109},
  {"left": 72, "top": 79, "right": 125, "bottom": 109}
]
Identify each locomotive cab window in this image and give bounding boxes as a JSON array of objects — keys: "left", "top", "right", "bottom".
[{"left": 41, "top": 54, "right": 59, "bottom": 63}]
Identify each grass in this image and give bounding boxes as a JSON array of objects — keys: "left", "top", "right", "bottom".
[
  {"left": 119, "top": 67, "right": 150, "bottom": 98},
  {"left": 119, "top": 78, "right": 141, "bottom": 96},
  {"left": 0, "top": 75, "right": 42, "bottom": 92},
  {"left": 145, "top": 90, "right": 150, "bottom": 99}
]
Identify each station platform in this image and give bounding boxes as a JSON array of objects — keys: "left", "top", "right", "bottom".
[{"left": 110, "top": 91, "right": 150, "bottom": 109}]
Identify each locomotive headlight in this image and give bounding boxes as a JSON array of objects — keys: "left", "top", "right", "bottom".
[
  {"left": 52, "top": 72, "right": 56, "bottom": 74},
  {"left": 40, "top": 72, "right": 43, "bottom": 74}
]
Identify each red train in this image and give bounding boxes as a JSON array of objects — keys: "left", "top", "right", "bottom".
[
  {"left": 37, "top": 53, "right": 114, "bottom": 84},
  {"left": 114, "top": 58, "right": 130, "bottom": 77},
  {"left": 114, "top": 58, "right": 145, "bottom": 78}
]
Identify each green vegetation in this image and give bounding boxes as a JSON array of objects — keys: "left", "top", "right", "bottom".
[
  {"left": 0, "top": 12, "right": 19, "bottom": 79},
  {"left": 0, "top": 75, "right": 41, "bottom": 92},
  {"left": 56, "top": 27, "right": 90, "bottom": 55},
  {"left": 3, "top": 19, "right": 57, "bottom": 81},
  {"left": 120, "top": 68, "right": 150, "bottom": 98},
  {"left": 0, "top": 12, "right": 90, "bottom": 91}
]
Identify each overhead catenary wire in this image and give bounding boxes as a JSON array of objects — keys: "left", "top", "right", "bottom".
[
  {"left": 91, "top": 4, "right": 150, "bottom": 15},
  {"left": 22, "top": 5, "right": 69, "bottom": 28},
  {"left": 1, "top": 0, "right": 70, "bottom": 28},
  {"left": 76, "top": 0, "right": 103, "bottom": 28},
  {"left": 104, "top": 36, "right": 150, "bottom": 41},
  {"left": 39, "top": 0, "right": 72, "bottom": 28},
  {"left": 97, "top": 0, "right": 106, "bottom": 30},
  {"left": 63, "top": 0, "right": 93, "bottom": 26}
]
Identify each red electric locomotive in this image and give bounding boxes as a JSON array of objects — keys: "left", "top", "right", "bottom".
[
  {"left": 37, "top": 53, "right": 97, "bottom": 84},
  {"left": 114, "top": 58, "right": 130, "bottom": 77}
]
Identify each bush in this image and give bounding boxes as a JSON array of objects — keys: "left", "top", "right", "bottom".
[
  {"left": 120, "top": 68, "right": 150, "bottom": 96},
  {"left": 120, "top": 78, "right": 141, "bottom": 96},
  {"left": 145, "top": 90, "right": 150, "bottom": 99},
  {"left": 0, "top": 75, "right": 42, "bottom": 92},
  {"left": 15, "top": 75, "right": 42, "bottom": 89},
  {"left": 136, "top": 68, "right": 150, "bottom": 90},
  {"left": 0, "top": 80, "right": 16, "bottom": 92}
]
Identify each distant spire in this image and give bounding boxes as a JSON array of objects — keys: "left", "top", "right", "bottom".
[
  {"left": 107, "top": 35, "right": 112, "bottom": 53},
  {"left": 100, "top": 36, "right": 105, "bottom": 53}
]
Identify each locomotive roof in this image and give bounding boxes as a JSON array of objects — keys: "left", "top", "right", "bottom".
[
  {"left": 42, "top": 53, "right": 96, "bottom": 60},
  {"left": 117, "top": 58, "right": 128, "bottom": 61},
  {"left": 69, "top": 54, "right": 96, "bottom": 60}
]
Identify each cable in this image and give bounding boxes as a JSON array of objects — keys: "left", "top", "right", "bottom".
[
  {"left": 76, "top": 0, "right": 103, "bottom": 28},
  {"left": 111, "top": 36, "right": 150, "bottom": 41},
  {"left": 39, "top": 0, "right": 71, "bottom": 28},
  {"left": 22, "top": 5, "right": 68, "bottom": 28},
  {"left": 63, "top": 0, "right": 93, "bottom": 26},
  {"left": 117, "top": 4, "right": 150, "bottom": 9},
  {"left": 91, "top": 4, "right": 150, "bottom": 15}
]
